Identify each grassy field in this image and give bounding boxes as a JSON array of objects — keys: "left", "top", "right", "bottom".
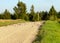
[
  {"left": 0, "top": 19, "right": 25, "bottom": 26},
  {"left": 33, "top": 21, "right": 60, "bottom": 43}
]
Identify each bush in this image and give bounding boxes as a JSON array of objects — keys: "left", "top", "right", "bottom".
[{"left": 58, "top": 19, "right": 60, "bottom": 23}]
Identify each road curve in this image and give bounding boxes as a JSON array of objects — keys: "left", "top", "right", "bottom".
[{"left": 0, "top": 22, "right": 43, "bottom": 43}]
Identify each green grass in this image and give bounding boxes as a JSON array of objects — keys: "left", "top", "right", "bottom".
[
  {"left": 33, "top": 20, "right": 60, "bottom": 43},
  {"left": 0, "top": 19, "right": 25, "bottom": 26}
]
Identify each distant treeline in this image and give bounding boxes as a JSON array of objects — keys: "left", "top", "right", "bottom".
[{"left": 0, "top": 1, "right": 60, "bottom": 21}]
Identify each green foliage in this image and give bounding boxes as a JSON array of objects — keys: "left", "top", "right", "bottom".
[
  {"left": 49, "top": 6, "right": 57, "bottom": 20},
  {"left": 3, "top": 9, "right": 11, "bottom": 19},
  {"left": 14, "top": 13, "right": 18, "bottom": 19},
  {"left": 0, "top": 14, "right": 4, "bottom": 19},
  {"left": 30, "top": 5, "right": 35, "bottom": 14},
  {"left": 30, "top": 5, "right": 35, "bottom": 21},
  {"left": 34, "top": 12, "right": 40, "bottom": 21},
  {"left": 40, "top": 11, "right": 49, "bottom": 20},
  {"left": 57, "top": 12, "right": 60, "bottom": 18},
  {"left": 29, "top": 5, "right": 40, "bottom": 21},
  {"left": 0, "top": 1, "right": 59, "bottom": 21},
  {"left": 57, "top": 19, "right": 60, "bottom": 23},
  {"left": 13, "top": 1, "right": 28, "bottom": 20}
]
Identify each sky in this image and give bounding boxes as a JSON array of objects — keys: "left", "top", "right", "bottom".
[{"left": 0, "top": 0, "right": 60, "bottom": 13}]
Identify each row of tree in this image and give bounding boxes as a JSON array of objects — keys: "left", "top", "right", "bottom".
[{"left": 0, "top": 1, "right": 60, "bottom": 21}]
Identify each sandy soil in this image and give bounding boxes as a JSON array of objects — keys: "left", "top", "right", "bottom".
[{"left": 0, "top": 22, "right": 43, "bottom": 43}]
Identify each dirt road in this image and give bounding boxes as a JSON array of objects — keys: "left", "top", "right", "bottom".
[{"left": 0, "top": 22, "right": 43, "bottom": 43}]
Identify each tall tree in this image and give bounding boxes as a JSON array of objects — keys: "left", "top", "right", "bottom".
[
  {"left": 49, "top": 6, "right": 57, "bottom": 20},
  {"left": 3, "top": 9, "right": 11, "bottom": 19},
  {"left": 57, "top": 12, "right": 60, "bottom": 18},
  {"left": 13, "top": 1, "right": 29, "bottom": 20},
  {"left": 40, "top": 11, "right": 49, "bottom": 20},
  {"left": 29, "top": 5, "right": 35, "bottom": 21},
  {"left": 0, "top": 14, "right": 4, "bottom": 19},
  {"left": 35, "top": 12, "right": 40, "bottom": 21}
]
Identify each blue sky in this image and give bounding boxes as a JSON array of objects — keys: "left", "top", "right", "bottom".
[{"left": 0, "top": 0, "right": 60, "bottom": 13}]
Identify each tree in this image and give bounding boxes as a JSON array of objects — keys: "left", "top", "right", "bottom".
[
  {"left": 0, "top": 13, "right": 4, "bottom": 19},
  {"left": 49, "top": 6, "right": 57, "bottom": 20},
  {"left": 40, "top": 11, "right": 49, "bottom": 20},
  {"left": 11, "top": 13, "right": 18, "bottom": 19},
  {"left": 57, "top": 12, "right": 60, "bottom": 18},
  {"left": 35, "top": 12, "right": 40, "bottom": 21},
  {"left": 3, "top": 9, "right": 11, "bottom": 19},
  {"left": 29, "top": 5, "right": 35, "bottom": 21},
  {"left": 13, "top": 1, "right": 28, "bottom": 20}
]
